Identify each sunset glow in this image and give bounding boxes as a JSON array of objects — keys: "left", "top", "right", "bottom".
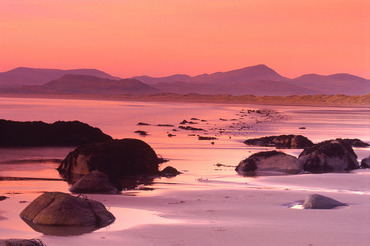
[{"left": 1, "top": 0, "right": 369, "bottom": 78}]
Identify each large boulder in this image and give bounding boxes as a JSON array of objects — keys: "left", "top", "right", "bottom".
[
  {"left": 0, "top": 119, "right": 112, "bottom": 147},
  {"left": 243, "top": 135, "right": 314, "bottom": 149},
  {"left": 20, "top": 192, "right": 115, "bottom": 235},
  {"left": 299, "top": 139, "right": 359, "bottom": 173},
  {"left": 236, "top": 150, "right": 302, "bottom": 175},
  {"left": 69, "top": 170, "right": 121, "bottom": 194},
  {"left": 303, "top": 194, "right": 347, "bottom": 209},
  {"left": 0, "top": 239, "right": 45, "bottom": 246},
  {"left": 57, "top": 138, "right": 164, "bottom": 183}
]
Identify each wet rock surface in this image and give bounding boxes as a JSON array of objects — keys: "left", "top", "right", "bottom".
[
  {"left": 236, "top": 150, "right": 302, "bottom": 175},
  {"left": 19, "top": 192, "right": 115, "bottom": 235}
]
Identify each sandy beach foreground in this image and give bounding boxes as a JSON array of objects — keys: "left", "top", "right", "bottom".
[
  {"left": 2, "top": 170, "right": 370, "bottom": 246},
  {"left": 0, "top": 97, "right": 369, "bottom": 245}
]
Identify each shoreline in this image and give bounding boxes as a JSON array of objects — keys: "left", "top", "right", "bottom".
[{"left": 0, "top": 93, "right": 369, "bottom": 108}]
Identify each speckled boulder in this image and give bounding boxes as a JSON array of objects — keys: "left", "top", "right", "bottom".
[
  {"left": 20, "top": 192, "right": 115, "bottom": 228},
  {"left": 0, "top": 239, "right": 45, "bottom": 246}
]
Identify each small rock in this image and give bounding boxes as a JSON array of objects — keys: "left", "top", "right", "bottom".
[
  {"left": 69, "top": 170, "right": 121, "bottom": 194},
  {"left": 303, "top": 194, "right": 347, "bottom": 209},
  {"left": 134, "top": 130, "right": 148, "bottom": 136},
  {"left": 0, "top": 196, "right": 8, "bottom": 201},
  {"left": 160, "top": 166, "right": 181, "bottom": 177},
  {"left": 360, "top": 156, "right": 370, "bottom": 168}
]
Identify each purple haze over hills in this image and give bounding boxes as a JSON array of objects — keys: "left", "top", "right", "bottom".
[{"left": 0, "top": 65, "right": 369, "bottom": 96}]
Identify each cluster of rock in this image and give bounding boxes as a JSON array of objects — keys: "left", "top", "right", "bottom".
[
  {"left": 237, "top": 135, "right": 368, "bottom": 175},
  {"left": 57, "top": 138, "right": 180, "bottom": 193},
  {"left": 1, "top": 121, "right": 182, "bottom": 238},
  {"left": 0, "top": 119, "right": 112, "bottom": 146}
]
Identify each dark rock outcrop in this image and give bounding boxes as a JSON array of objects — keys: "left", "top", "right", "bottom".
[
  {"left": 339, "top": 138, "right": 369, "bottom": 147},
  {"left": 299, "top": 139, "right": 359, "bottom": 173},
  {"left": 361, "top": 156, "right": 370, "bottom": 168},
  {"left": 303, "top": 194, "right": 347, "bottom": 209},
  {"left": 236, "top": 150, "right": 302, "bottom": 175},
  {"left": 0, "top": 120, "right": 112, "bottom": 147},
  {"left": 69, "top": 170, "right": 121, "bottom": 194},
  {"left": 243, "top": 135, "right": 314, "bottom": 149},
  {"left": 0, "top": 239, "right": 45, "bottom": 246},
  {"left": 20, "top": 192, "right": 115, "bottom": 235},
  {"left": 57, "top": 138, "right": 164, "bottom": 184}
]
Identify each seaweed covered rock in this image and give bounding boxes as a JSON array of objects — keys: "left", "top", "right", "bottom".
[
  {"left": 57, "top": 138, "right": 164, "bottom": 183},
  {"left": 0, "top": 119, "right": 112, "bottom": 147},
  {"left": 236, "top": 150, "right": 302, "bottom": 175},
  {"left": 69, "top": 170, "right": 121, "bottom": 194},
  {"left": 299, "top": 139, "right": 359, "bottom": 173},
  {"left": 20, "top": 192, "right": 115, "bottom": 235},
  {"left": 303, "top": 194, "right": 347, "bottom": 209},
  {"left": 243, "top": 135, "right": 314, "bottom": 149}
]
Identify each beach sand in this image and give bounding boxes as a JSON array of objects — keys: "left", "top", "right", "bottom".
[{"left": 0, "top": 97, "right": 369, "bottom": 245}]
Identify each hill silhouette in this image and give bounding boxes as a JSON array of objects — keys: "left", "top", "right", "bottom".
[
  {"left": 0, "top": 67, "right": 121, "bottom": 87},
  {"left": 5, "top": 74, "right": 160, "bottom": 95},
  {"left": 0, "top": 65, "right": 369, "bottom": 96}
]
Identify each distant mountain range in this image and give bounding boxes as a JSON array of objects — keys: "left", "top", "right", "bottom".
[
  {"left": 1, "top": 74, "right": 160, "bottom": 95},
  {"left": 0, "top": 67, "right": 120, "bottom": 87},
  {"left": 0, "top": 65, "right": 369, "bottom": 96}
]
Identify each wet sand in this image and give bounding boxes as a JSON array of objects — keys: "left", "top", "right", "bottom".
[{"left": 0, "top": 97, "right": 369, "bottom": 245}]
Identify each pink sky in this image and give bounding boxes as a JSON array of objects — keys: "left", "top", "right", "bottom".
[{"left": 0, "top": 0, "right": 369, "bottom": 78}]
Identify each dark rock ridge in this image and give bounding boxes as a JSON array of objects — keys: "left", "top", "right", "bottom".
[
  {"left": 298, "top": 139, "right": 359, "bottom": 173},
  {"left": 57, "top": 138, "right": 168, "bottom": 184},
  {"left": 69, "top": 170, "right": 121, "bottom": 194},
  {"left": 303, "top": 194, "right": 347, "bottom": 209},
  {"left": 0, "top": 239, "right": 45, "bottom": 246},
  {"left": 339, "top": 138, "right": 369, "bottom": 147},
  {"left": 243, "top": 135, "right": 314, "bottom": 149},
  {"left": 0, "top": 120, "right": 112, "bottom": 147},
  {"left": 20, "top": 192, "right": 115, "bottom": 235},
  {"left": 236, "top": 150, "right": 302, "bottom": 175}
]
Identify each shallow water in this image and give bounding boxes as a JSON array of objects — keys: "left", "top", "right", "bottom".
[{"left": 0, "top": 97, "right": 369, "bottom": 239}]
